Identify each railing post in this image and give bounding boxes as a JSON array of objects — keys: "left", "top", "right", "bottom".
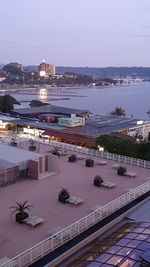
[
  {"left": 18, "top": 255, "right": 21, "bottom": 267},
  {"left": 30, "top": 248, "right": 33, "bottom": 265},
  {"left": 41, "top": 242, "right": 44, "bottom": 257}
]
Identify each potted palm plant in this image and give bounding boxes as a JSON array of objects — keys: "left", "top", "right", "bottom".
[
  {"left": 85, "top": 158, "right": 94, "bottom": 167},
  {"left": 68, "top": 154, "right": 76, "bottom": 162},
  {"left": 10, "top": 200, "right": 33, "bottom": 224},
  {"left": 94, "top": 175, "right": 103, "bottom": 187},
  {"left": 58, "top": 188, "right": 70, "bottom": 204},
  {"left": 117, "top": 166, "right": 126, "bottom": 176}
]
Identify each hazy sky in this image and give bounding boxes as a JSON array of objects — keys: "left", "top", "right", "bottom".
[{"left": 1, "top": 0, "right": 150, "bottom": 67}]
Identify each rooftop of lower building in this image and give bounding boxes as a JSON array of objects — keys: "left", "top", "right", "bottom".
[{"left": 0, "top": 140, "right": 149, "bottom": 260}]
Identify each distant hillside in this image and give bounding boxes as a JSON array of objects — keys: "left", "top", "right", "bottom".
[{"left": 56, "top": 66, "right": 150, "bottom": 78}]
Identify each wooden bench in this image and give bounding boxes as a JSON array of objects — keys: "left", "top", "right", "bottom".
[
  {"left": 66, "top": 196, "right": 84, "bottom": 206},
  {"left": 101, "top": 181, "right": 116, "bottom": 189},
  {"left": 23, "top": 215, "right": 44, "bottom": 227},
  {"left": 97, "top": 160, "right": 107, "bottom": 165},
  {"left": 125, "top": 171, "right": 137, "bottom": 178},
  {"left": 112, "top": 163, "right": 121, "bottom": 169}
]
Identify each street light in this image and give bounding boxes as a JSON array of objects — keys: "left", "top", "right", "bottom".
[{"left": 98, "top": 145, "right": 104, "bottom": 152}]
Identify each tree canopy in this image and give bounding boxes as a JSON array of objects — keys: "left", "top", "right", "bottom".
[
  {"left": 29, "top": 100, "right": 48, "bottom": 108},
  {"left": 96, "top": 134, "right": 150, "bottom": 161},
  {"left": 110, "top": 107, "right": 125, "bottom": 117},
  {"left": 0, "top": 95, "right": 20, "bottom": 113}
]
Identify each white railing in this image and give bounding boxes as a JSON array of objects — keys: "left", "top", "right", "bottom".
[
  {"left": 2, "top": 179, "right": 150, "bottom": 267},
  {"left": 44, "top": 140, "right": 150, "bottom": 169}
]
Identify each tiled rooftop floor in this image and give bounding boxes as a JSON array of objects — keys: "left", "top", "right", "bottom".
[{"left": 0, "top": 142, "right": 149, "bottom": 259}]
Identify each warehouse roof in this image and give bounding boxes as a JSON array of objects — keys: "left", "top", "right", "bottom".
[{"left": 12, "top": 104, "right": 89, "bottom": 116}]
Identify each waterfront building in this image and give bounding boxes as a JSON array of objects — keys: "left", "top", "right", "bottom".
[
  {"left": 4, "top": 62, "right": 22, "bottom": 73},
  {"left": 7, "top": 109, "right": 150, "bottom": 146},
  {"left": 38, "top": 61, "right": 55, "bottom": 77}
]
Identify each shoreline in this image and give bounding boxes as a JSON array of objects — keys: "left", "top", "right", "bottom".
[{"left": 0, "top": 83, "right": 130, "bottom": 91}]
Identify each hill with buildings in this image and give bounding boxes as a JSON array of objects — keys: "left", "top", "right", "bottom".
[{"left": 56, "top": 66, "right": 150, "bottom": 79}]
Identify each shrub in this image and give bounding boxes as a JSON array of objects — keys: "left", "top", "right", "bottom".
[
  {"left": 58, "top": 188, "right": 70, "bottom": 204},
  {"left": 85, "top": 158, "right": 94, "bottom": 167},
  {"left": 68, "top": 154, "right": 76, "bottom": 162},
  {"left": 94, "top": 175, "right": 103, "bottom": 187},
  {"left": 117, "top": 166, "right": 126, "bottom": 176}
]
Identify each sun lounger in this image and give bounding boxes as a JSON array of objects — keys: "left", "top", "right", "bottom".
[
  {"left": 66, "top": 196, "right": 84, "bottom": 206},
  {"left": 97, "top": 160, "right": 107, "bottom": 165},
  {"left": 23, "top": 215, "right": 44, "bottom": 227},
  {"left": 112, "top": 163, "right": 121, "bottom": 169},
  {"left": 125, "top": 171, "right": 137, "bottom": 178},
  {"left": 101, "top": 181, "right": 116, "bottom": 189},
  {"left": 0, "top": 257, "right": 16, "bottom": 267},
  {"left": 76, "top": 154, "right": 85, "bottom": 160}
]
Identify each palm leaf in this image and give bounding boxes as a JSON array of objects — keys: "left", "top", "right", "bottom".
[{"left": 9, "top": 200, "right": 33, "bottom": 216}]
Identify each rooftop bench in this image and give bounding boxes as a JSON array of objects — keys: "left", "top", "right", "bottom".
[
  {"left": 96, "top": 160, "right": 107, "bottom": 165},
  {"left": 101, "top": 181, "right": 116, "bottom": 189},
  {"left": 112, "top": 163, "right": 121, "bottom": 169},
  {"left": 66, "top": 196, "right": 84, "bottom": 206},
  {"left": 124, "top": 171, "right": 137, "bottom": 178},
  {"left": 23, "top": 215, "right": 44, "bottom": 227}
]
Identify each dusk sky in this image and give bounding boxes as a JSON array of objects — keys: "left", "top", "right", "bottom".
[{"left": 1, "top": 0, "right": 150, "bottom": 67}]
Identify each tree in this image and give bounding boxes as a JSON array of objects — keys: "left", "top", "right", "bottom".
[
  {"left": 10, "top": 200, "right": 32, "bottom": 223},
  {"left": 110, "top": 107, "right": 125, "bottom": 117},
  {"left": 94, "top": 175, "right": 103, "bottom": 187},
  {"left": 2, "top": 95, "right": 20, "bottom": 113},
  {"left": 29, "top": 100, "right": 48, "bottom": 108},
  {"left": 58, "top": 188, "right": 70, "bottom": 203},
  {"left": 96, "top": 135, "right": 140, "bottom": 158}
]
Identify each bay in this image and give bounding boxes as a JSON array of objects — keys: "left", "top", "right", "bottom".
[{"left": 12, "top": 82, "right": 150, "bottom": 120}]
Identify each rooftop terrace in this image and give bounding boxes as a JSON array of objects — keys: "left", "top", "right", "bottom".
[{"left": 0, "top": 140, "right": 150, "bottom": 262}]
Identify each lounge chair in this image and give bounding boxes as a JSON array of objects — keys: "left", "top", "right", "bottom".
[
  {"left": 124, "top": 171, "right": 137, "bottom": 178},
  {"left": 112, "top": 163, "right": 121, "bottom": 169},
  {"left": 23, "top": 215, "right": 44, "bottom": 227},
  {"left": 101, "top": 181, "right": 116, "bottom": 189},
  {"left": 76, "top": 154, "right": 85, "bottom": 160},
  {"left": 96, "top": 160, "right": 107, "bottom": 165},
  {"left": 66, "top": 196, "right": 84, "bottom": 206}
]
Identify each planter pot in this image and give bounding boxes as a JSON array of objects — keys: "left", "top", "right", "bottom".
[
  {"left": 29, "top": 146, "right": 36, "bottom": 151},
  {"left": 16, "top": 212, "right": 28, "bottom": 224},
  {"left": 117, "top": 167, "right": 126, "bottom": 176},
  {"left": 58, "top": 194, "right": 69, "bottom": 204},
  {"left": 86, "top": 159, "right": 94, "bottom": 167},
  {"left": 68, "top": 155, "right": 76, "bottom": 162},
  {"left": 94, "top": 180, "right": 102, "bottom": 187}
]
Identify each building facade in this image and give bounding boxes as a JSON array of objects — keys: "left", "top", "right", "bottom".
[{"left": 38, "top": 62, "right": 55, "bottom": 77}]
